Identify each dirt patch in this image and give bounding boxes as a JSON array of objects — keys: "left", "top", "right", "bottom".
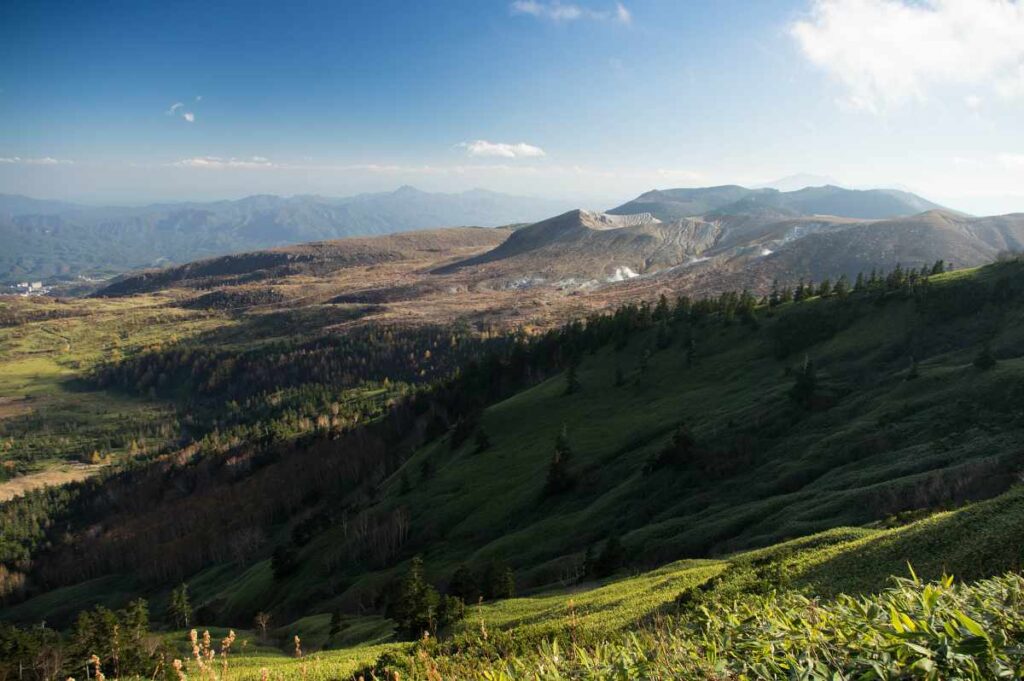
[
  {"left": 0, "top": 462, "right": 103, "bottom": 502},
  {"left": 0, "top": 396, "right": 32, "bottom": 421}
]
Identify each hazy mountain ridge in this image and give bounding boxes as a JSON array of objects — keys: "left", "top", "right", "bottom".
[
  {"left": 0, "top": 188, "right": 571, "bottom": 283},
  {"left": 439, "top": 186, "right": 1017, "bottom": 291},
  {"left": 609, "top": 184, "right": 945, "bottom": 222}
]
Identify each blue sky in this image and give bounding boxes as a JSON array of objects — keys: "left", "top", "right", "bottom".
[{"left": 2, "top": 0, "right": 1024, "bottom": 213}]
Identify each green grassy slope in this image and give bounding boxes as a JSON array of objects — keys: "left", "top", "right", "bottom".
[
  {"left": 5, "top": 261, "right": 1024, "bottom": 679},
  {"left": 242, "top": 262, "right": 1024, "bottom": 621}
]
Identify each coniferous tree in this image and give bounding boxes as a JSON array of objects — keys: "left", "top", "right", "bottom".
[
  {"left": 500, "top": 567, "right": 516, "bottom": 599},
  {"left": 473, "top": 428, "right": 491, "bottom": 454},
  {"left": 329, "top": 609, "right": 343, "bottom": 637},
  {"left": 656, "top": 320, "right": 673, "bottom": 349},
  {"left": 582, "top": 544, "right": 597, "bottom": 580},
  {"left": 169, "top": 583, "right": 192, "bottom": 628},
  {"left": 564, "top": 357, "right": 581, "bottom": 395},
  {"left": 614, "top": 364, "right": 625, "bottom": 387},
  {"left": 789, "top": 355, "right": 817, "bottom": 409},
  {"left": 595, "top": 532, "right": 626, "bottom": 577},
  {"left": 834, "top": 275, "right": 850, "bottom": 297},
  {"left": 437, "top": 594, "right": 466, "bottom": 629},
  {"left": 653, "top": 293, "right": 670, "bottom": 321},
  {"left": 447, "top": 564, "right": 480, "bottom": 604},
  {"left": 391, "top": 556, "right": 439, "bottom": 638},
  {"left": 543, "top": 425, "right": 575, "bottom": 496}
]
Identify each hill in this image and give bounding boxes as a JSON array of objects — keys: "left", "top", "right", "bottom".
[
  {"left": 609, "top": 183, "right": 944, "bottom": 222},
  {"left": 0, "top": 188, "right": 571, "bottom": 283},
  {"left": 3, "top": 256, "right": 1024, "bottom": 677}
]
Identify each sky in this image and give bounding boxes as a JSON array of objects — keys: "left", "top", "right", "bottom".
[{"left": 2, "top": 0, "right": 1024, "bottom": 214}]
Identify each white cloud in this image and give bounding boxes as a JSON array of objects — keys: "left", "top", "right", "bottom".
[
  {"left": 0, "top": 156, "right": 73, "bottom": 165},
  {"left": 511, "top": 1, "right": 631, "bottom": 24},
  {"left": 998, "top": 153, "right": 1024, "bottom": 168},
  {"left": 791, "top": 0, "right": 1024, "bottom": 112},
  {"left": 166, "top": 102, "right": 184, "bottom": 115},
  {"left": 459, "top": 140, "right": 547, "bottom": 158},
  {"left": 172, "top": 156, "right": 274, "bottom": 169},
  {"left": 183, "top": 112, "right": 195, "bottom": 123}
]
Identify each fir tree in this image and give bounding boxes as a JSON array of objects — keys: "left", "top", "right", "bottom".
[
  {"left": 596, "top": 532, "right": 626, "bottom": 577},
  {"left": 169, "top": 583, "right": 192, "bottom": 628},
  {"left": 564, "top": 357, "right": 581, "bottom": 395},
  {"left": 789, "top": 355, "right": 817, "bottom": 409},
  {"left": 473, "top": 428, "right": 491, "bottom": 454},
  {"left": 447, "top": 564, "right": 480, "bottom": 604},
  {"left": 391, "top": 556, "right": 439, "bottom": 638},
  {"left": 543, "top": 426, "right": 575, "bottom": 496}
]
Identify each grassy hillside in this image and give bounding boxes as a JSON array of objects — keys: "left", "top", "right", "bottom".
[
  {"left": 247, "top": 260, "right": 1024, "bottom": 620},
  {"left": 3, "top": 260, "right": 1024, "bottom": 678}
]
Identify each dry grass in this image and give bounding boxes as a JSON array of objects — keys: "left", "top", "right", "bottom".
[{"left": 0, "top": 461, "right": 103, "bottom": 501}]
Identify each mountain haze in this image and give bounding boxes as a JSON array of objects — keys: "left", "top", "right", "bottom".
[{"left": 0, "top": 188, "right": 571, "bottom": 283}]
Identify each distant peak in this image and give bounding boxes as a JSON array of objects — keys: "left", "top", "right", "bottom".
[{"left": 392, "top": 185, "right": 424, "bottom": 196}]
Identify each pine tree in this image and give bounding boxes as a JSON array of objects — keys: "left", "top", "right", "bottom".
[
  {"left": 447, "top": 564, "right": 480, "bottom": 604},
  {"left": 789, "top": 355, "right": 817, "bottom": 409},
  {"left": 391, "top": 556, "right": 439, "bottom": 638},
  {"left": 582, "top": 544, "right": 597, "bottom": 580},
  {"left": 656, "top": 320, "right": 672, "bottom": 349},
  {"left": 169, "top": 583, "right": 192, "bottom": 628},
  {"left": 473, "top": 428, "right": 491, "bottom": 454},
  {"left": 502, "top": 567, "right": 516, "bottom": 598},
  {"left": 646, "top": 424, "right": 696, "bottom": 472},
  {"left": 834, "top": 275, "right": 849, "bottom": 297},
  {"left": 653, "top": 293, "right": 670, "bottom": 321},
  {"left": 328, "top": 609, "right": 343, "bottom": 637},
  {"left": 817, "top": 278, "right": 832, "bottom": 297},
  {"left": 564, "top": 357, "right": 581, "bottom": 395},
  {"left": 596, "top": 532, "right": 626, "bottom": 577},
  {"left": 543, "top": 426, "right": 575, "bottom": 496}
]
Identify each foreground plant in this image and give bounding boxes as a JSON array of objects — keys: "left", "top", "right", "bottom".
[{"left": 375, "top": 570, "right": 1024, "bottom": 680}]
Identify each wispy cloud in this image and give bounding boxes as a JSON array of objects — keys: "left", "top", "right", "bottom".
[
  {"left": 791, "top": 0, "right": 1024, "bottom": 112},
  {"left": 458, "top": 140, "right": 547, "bottom": 158},
  {"left": 167, "top": 99, "right": 198, "bottom": 123},
  {"left": 0, "top": 156, "right": 73, "bottom": 165},
  {"left": 511, "top": 1, "right": 631, "bottom": 24},
  {"left": 172, "top": 156, "right": 274, "bottom": 169}
]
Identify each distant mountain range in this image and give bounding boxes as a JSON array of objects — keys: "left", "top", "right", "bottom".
[
  {"left": 97, "top": 183, "right": 1024, "bottom": 316},
  {"left": 609, "top": 184, "right": 945, "bottom": 222},
  {"left": 438, "top": 184, "right": 1022, "bottom": 290},
  {"left": 0, "top": 187, "right": 572, "bottom": 283}
]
